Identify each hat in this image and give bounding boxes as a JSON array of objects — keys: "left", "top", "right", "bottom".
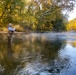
[{"left": 8, "top": 23, "right": 12, "bottom": 26}]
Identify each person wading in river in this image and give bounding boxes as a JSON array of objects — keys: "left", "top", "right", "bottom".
[{"left": 8, "top": 23, "right": 15, "bottom": 38}]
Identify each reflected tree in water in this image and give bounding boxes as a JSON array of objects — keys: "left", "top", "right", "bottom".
[
  {"left": 40, "top": 38, "right": 63, "bottom": 60},
  {"left": 0, "top": 34, "right": 20, "bottom": 75},
  {"left": 0, "top": 33, "right": 72, "bottom": 75}
]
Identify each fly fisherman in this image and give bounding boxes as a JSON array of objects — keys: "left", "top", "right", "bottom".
[{"left": 8, "top": 23, "right": 15, "bottom": 38}]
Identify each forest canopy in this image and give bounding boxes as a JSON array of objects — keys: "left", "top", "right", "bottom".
[{"left": 0, "top": 0, "right": 76, "bottom": 32}]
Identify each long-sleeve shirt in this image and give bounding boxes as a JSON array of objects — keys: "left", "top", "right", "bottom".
[{"left": 8, "top": 27, "right": 15, "bottom": 32}]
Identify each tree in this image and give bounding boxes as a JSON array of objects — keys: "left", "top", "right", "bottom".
[
  {"left": 0, "top": 0, "right": 25, "bottom": 24},
  {"left": 33, "top": 0, "right": 76, "bottom": 31},
  {"left": 66, "top": 18, "right": 76, "bottom": 31},
  {"left": 0, "top": 0, "right": 76, "bottom": 31},
  {"left": 51, "top": 18, "right": 66, "bottom": 31}
]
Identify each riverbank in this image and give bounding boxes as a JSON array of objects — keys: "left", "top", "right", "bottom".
[{"left": 0, "top": 31, "right": 75, "bottom": 34}]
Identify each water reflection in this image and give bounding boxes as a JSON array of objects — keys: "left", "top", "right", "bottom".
[
  {"left": 59, "top": 43, "right": 76, "bottom": 75},
  {"left": 41, "top": 38, "right": 63, "bottom": 60},
  {"left": 0, "top": 33, "right": 76, "bottom": 75},
  {"left": 7, "top": 35, "right": 13, "bottom": 56},
  {"left": 0, "top": 34, "right": 19, "bottom": 75}
]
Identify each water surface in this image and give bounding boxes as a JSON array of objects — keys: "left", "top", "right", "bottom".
[{"left": 0, "top": 32, "right": 76, "bottom": 75}]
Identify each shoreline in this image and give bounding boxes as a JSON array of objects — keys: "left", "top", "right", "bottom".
[{"left": 0, "top": 31, "right": 75, "bottom": 34}]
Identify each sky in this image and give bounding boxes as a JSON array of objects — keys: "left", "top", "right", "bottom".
[{"left": 68, "top": 5, "right": 76, "bottom": 21}]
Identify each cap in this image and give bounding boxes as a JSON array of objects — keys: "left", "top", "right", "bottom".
[{"left": 8, "top": 23, "right": 12, "bottom": 26}]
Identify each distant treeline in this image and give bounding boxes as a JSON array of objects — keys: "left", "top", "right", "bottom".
[
  {"left": 0, "top": 0, "right": 76, "bottom": 32},
  {"left": 66, "top": 18, "right": 76, "bottom": 31}
]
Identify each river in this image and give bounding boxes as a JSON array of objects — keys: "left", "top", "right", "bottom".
[{"left": 0, "top": 32, "right": 76, "bottom": 75}]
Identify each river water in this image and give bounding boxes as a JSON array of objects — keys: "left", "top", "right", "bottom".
[{"left": 0, "top": 32, "right": 76, "bottom": 75}]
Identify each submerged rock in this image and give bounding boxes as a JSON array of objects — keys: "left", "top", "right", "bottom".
[{"left": 48, "top": 68, "right": 61, "bottom": 73}]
